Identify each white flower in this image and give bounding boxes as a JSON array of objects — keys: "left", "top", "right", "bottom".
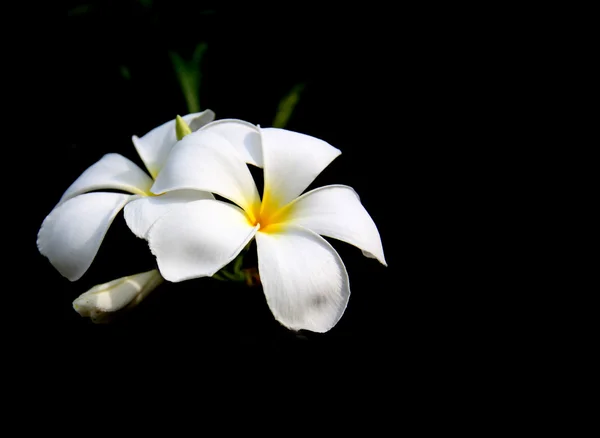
[
  {"left": 146, "top": 121, "right": 387, "bottom": 332},
  {"left": 37, "top": 111, "right": 217, "bottom": 281},
  {"left": 73, "top": 269, "right": 164, "bottom": 323}
]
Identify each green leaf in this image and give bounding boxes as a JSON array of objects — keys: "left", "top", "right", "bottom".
[
  {"left": 272, "top": 83, "right": 305, "bottom": 129},
  {"left": 119, "top": 65, "right": 131, "bottom": 80},
  {"left": 170, "top": 42, "right": 208, "bottom": 113}
]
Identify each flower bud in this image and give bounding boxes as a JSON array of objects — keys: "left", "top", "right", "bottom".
[
  {"left": 175, "top": 115, "right": 192, "bottom": 140},
  {"left": 73, "top": 269, "right": 163, "bottom": 323}
]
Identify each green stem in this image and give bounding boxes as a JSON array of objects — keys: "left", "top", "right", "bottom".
[
  {"left": 212, "top": 243, "right": 254, "bottom": 283},
  {"left": 212, "top": 273, "right": 227, "bottom": 281}
]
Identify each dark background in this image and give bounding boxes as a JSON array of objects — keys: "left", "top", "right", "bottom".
[
  {"left": 21, "top": 1, "right": 476, "bottom": 356},
  {"left": 7, "top": 1, "right": 559, "bottom": 421}
]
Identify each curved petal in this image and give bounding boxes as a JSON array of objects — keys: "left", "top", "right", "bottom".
[
  {"left": 260, "top": 127, "right": 341, "bottom": 212},
  {"left": 59, "top": 154, "right": 153, "bottom": 203},
  {"left": 187, "top": 110, "right": 216, "bottom": 132},
  {"left": 132, "top": 110, "right": 215, "bottom": 178},
  {"left": 151, "top": 130, "right": 260, "bottom": 216},
  {"left": 283, "top": 185, "right": 386, "bottom": 265},
  {"left": 199, "top": 119, "right": 263, "bottom": 167},
  {"left": 124, "top": 189, "right": 214, "bottom": 239},
  {"left": 37, "top": 192, "right": 134, "bottom": 281},
  {"left": 147, "top": 199, "right": 258, "bottom": 282},
  {"left": 255, "top": 225, "right": 350, "bottom": 333}
]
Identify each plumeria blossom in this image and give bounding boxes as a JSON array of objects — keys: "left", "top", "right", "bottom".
[
  {"left": 73, "top": 269, "right": 164, "bottom": 323},
  {"left": 146, "top": 121, "right": 387, "bottom": 332},
  {"left": 37, "top": 111, "right": 217, "bottom": 281}
]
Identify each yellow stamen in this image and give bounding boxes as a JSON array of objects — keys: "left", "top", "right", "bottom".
[{"left": 246, "top": 189, "right": 292, "bottom": 234}]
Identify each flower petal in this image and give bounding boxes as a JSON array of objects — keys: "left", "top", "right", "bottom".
[
  {"left": 255, "top": 225, "right": 350, "bottom": 333},
  {"left": 59, "top": 153, "right": 153, "bottom": 203},
  {"left": 284, "top": 185, "right": 387, "bottom": 265},
  {"left": 151, "top": 130, "right": 260, "bottom": 215},
  {"left": 123, "top": 190, "right": 214, "bottom": 239},
  {"left": 147, "top": 199, "right": 258, "bottom": 282},
  {"left": 260, "top": 127, "right": 341, "bottom": 211},
  {"left": 37, "top": 192, "right": 134, "bottom": 281},
  {"left": 132, "top": 110, "right": 215, "bottom": 178},
  {"left": 199, "top": 119, "right": 263, "bottom": 167}
]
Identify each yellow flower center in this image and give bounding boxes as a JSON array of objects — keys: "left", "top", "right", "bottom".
[{"left": 247, "top": 188, "right": 292, "bottom": 234}]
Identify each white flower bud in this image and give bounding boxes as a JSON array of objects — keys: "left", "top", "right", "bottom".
[{"left": 73, "top": 269, "right": 163, "bottom": 323}]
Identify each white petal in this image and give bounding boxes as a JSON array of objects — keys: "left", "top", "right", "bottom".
[
  {"left": 123, "top": 190, "right": 214, "bottom": 239},
  {"left": 37, "top": 193, "right": 134, "bottom": 281},
  {"left": 255, "top": 225, "right": 350, "bottom": 333},
  {"left": 59, "top": 154, "right": 153, "bottom": 203},
  {"left": 132, "top": 110, "right": 215, "bottom": 178},
  {"left": 73, "top": 269, "right": 164, "bottom": 322},
  {"left": 260, "top": 127, "right": 341, "bottom": 211},
  {"left": 285, "top": 185, "right": 386, "bottom": 265},
  {"left": 147, "top": 200, "right": 258, "bottom": 282},
  {"left": 199, "top": 119, "right": 263, "bottom": 167},
  {"left": 151, "top": 130, "right": 260, "bottom": 215},
  {"left": 187, "top": 111, "right": 216, "bottom": 131}
]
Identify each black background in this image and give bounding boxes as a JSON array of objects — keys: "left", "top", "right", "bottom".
[
  {"left": 6, "top": 1, "right": 562, "bottom": 423},
  {"left": 19, "top": 2, "right": 487, "bottom": 359}
]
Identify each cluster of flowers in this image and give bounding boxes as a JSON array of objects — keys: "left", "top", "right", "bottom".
[{"left": 38, "top": 111, "right": 386, "bottom": 332}]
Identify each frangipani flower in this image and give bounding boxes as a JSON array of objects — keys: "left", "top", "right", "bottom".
[
  {"left": 146, "top": 121, "right": 387, "bottom": 332},
  {"left": 73, "top": 269, "right": 163, "bottom": 323},
  {"left": 37, "top": 111, "right": 216, "bottom": 281}
]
